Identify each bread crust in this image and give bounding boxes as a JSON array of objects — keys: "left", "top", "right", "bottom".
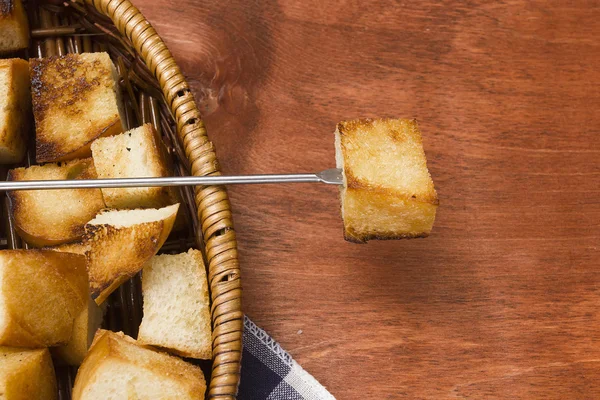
[
  {"left": 0, "top": 250, "right": 88, "bottom": 347},
  {"left": 85, "top": 205, "right": 179, "bottom": 305},
  {"left": 72, "top": 330, "right": 206, "bottom": 400},
  {"left": 30, "top": 53, "right": 124, "bottom": 162},
  {"left": 343, "top": 230, "right": 430, "bottom": 244},
  {"left": 7, "top": 158, "right": 106, "bottom": 247},
  {"left": 36, "top": 119, "right": 122, "bottom": 163}
]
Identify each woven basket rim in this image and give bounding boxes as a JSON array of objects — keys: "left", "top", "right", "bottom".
[
  {"left": 85, "top": 1, "right": 243, "bottom": 397},
  {"left": 16, "top": 1, "right": 244, "bottom": 398}
]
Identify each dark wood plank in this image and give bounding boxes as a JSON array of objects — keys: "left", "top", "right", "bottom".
[{"left": 137, "top": 1, "right": 600, "bottom": 398}]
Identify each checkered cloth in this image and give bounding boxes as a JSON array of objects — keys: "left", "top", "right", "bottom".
[{"left": 238, "top": 316, "right": 336, "bottom": 400}]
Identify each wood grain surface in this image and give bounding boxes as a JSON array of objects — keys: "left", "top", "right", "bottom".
[{"left": 137, "top": 1, "right": 600, "bottom": 398}]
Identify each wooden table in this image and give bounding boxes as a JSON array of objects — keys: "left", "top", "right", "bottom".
[{"left": 139, "top": 1, "right": 600, "bottom": 398}]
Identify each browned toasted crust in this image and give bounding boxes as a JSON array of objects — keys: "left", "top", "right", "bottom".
[
  {"left": 36, "top": 119, "right": 122, "bottom": 163},
  {"left": 30, "top": 54, "right": 123, "bottom": 162},
  {"left": 30, "top": 55, "right": 104, "bottom": 122},
  {"left": 84, "top": 208, "right": 177, "bottom": 305},
  {"left": 344, "top": 169, "right": 440, "bottom": 206},
  {"left": 343, "top": 229, "right": 430, "bottom": 244},
  {"left": 7, "top": 186, "right": 87, "bottom": 246},
  {"left": 7, "top": 158, "right": 106, "bottom": 247},
  {"left": 86, "top": 223, "right": 163, "bottom": 304}
]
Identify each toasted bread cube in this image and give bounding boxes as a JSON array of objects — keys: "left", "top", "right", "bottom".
[
  {"left": 0, "top": 250, "right": 88, "bottom": 347},
  {"left": 0, "top": 347, "right": 57, "bottom": 400},
  {"left": 0, "top": 58, "right": 30, "bottom": 163},
  {"left": 52, "top": 296, "right": 103, "bottom": 366},
  {"left": 0, "top": 0, "right": 29, "bottom": 53},
  {"left": 7, "top": 158, "right": 106, "bottom": 247},
  {"left": 91, "top": 123, "right": 180, "bottom": 209},
  {"left": 30, "top": 53, "right": 125, "bottom": 162},
  {"left": 72, "top": 330, "right": 206, "bottom": 400},
  {"left": 84, "top": 204, "right": 179, "bottom": 305},
  {"left": 335, "top": 118, "right": 438, "bottom": 243},
  {"left": 138, "top": 249, "right": 212, "bottom": 359}
]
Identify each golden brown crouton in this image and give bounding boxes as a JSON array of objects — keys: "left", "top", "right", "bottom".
[
  {"left": 335, "top": 118, "right": 438, "bottom": 243},
  {"left": 72, "top": 330, "right": 206, "bottom": 399},
  {"left": 30, "top": 53, "right": 125, "bottom": 162},
  {"left": 7, "top": 158, "right": 106, "bottom": 247},
  {"left": 0, "top": 250, "right": 88, "bottom": 348},
  {"left": 0, "top": 347, "right": 56, "bottom": 400}
]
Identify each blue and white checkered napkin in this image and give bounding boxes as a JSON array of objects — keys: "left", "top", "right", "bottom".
[{"left": 238, "top": 317, "right": 336, "bottom": 400}]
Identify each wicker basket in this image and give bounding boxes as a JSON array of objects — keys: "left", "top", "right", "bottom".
[{"left": 0, "top": 0, "right": 243, "bottom": 398}]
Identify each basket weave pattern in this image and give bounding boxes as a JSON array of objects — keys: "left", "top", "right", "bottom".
[
  {"left": 85, "top": 0, "right": 244, "bottom": 397},
  {"left": 0, "top": 0, "right": 243, "bottom": 398}
]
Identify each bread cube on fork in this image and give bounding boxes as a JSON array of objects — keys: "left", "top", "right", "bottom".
[{"left": 335, "top": 118, "right": 438, "bottom": 243}]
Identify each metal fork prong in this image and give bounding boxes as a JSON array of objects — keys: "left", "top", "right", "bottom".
[{"left": 317, "top": 168, "right": 344, "bottom": 185}]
